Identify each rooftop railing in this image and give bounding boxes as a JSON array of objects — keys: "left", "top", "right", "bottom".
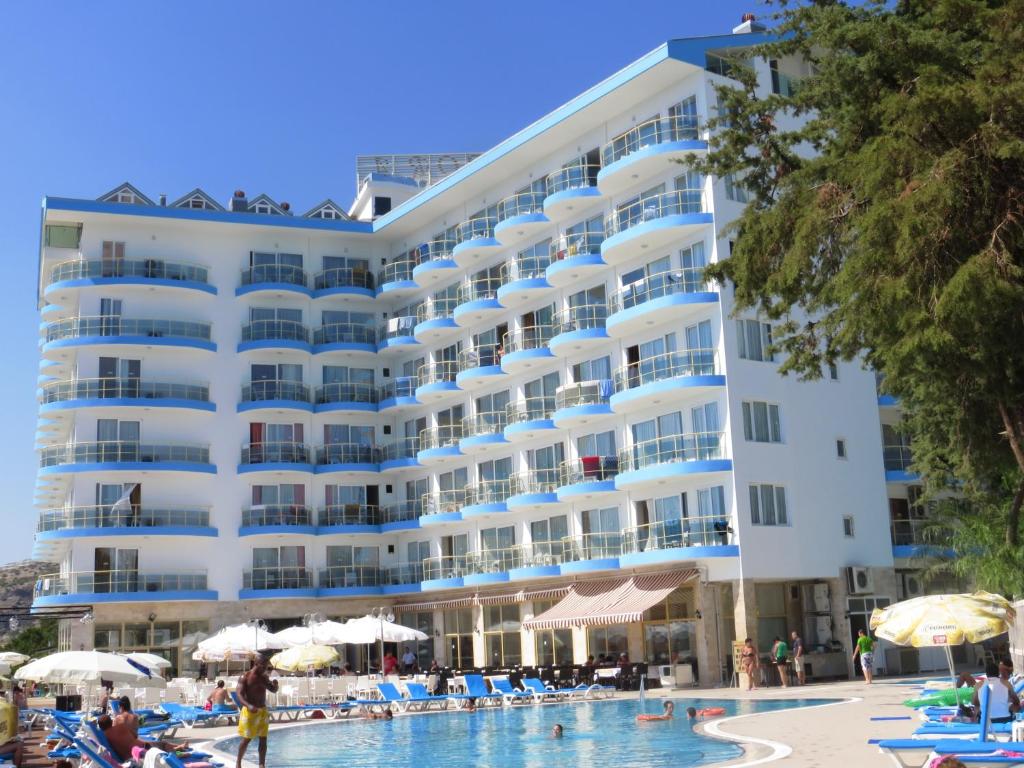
[
  {"left": 40, "top": 378, "right": 210, "bottom": 404},
  {"left": 612, "top": 349, "right": 717, "bottom": 392},
  {"left": 49, "top": 258, "right": 210, "bottom": 285},
  {"left": 601, "top": 114, "right": 701, "bottom": 167},
  {"left": 40, "top": 442, "right": 210, "bottom": 467},
  {"left": 618, "top": 432, "right": 726, "bottom": 472}
]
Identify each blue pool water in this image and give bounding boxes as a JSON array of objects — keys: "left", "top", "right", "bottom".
[{"left": 216, "top": 697, "right": 834, "bottom": 767}]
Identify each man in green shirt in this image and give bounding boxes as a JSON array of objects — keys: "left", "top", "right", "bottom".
[
  {"left": 771, "top": 636, "right": 790, "bottom": 687},
  {"left": 852, "top": 628, "right": 875, "bottom": 684}
]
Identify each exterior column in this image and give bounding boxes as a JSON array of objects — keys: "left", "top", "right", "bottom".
[{"left": 732, "top": 578, "right": 758, "bottom": 688}]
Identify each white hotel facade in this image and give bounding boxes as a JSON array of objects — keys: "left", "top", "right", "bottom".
[{"left": 31, "top": 22, "right": 938, "bottom": 683}]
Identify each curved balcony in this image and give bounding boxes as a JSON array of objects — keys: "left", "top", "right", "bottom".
[
  {"left": 46, "top": 258, "right": 214, "bottom": 298},
  {"left": 381, "top": 501, "right": 421, "bottom": 532},
  {"left": 44, "top": 317, "right": 215, "bottom": 355},
  {"left": 422, "top": 555, "right": 467, "bottom": 590},
  {"left": 318, "top": 504, "right": 383, "bottom": 533},
  {"left": 381, "top": 563, "right": 424, "bottom": 592},
  {"left": 39, "top": 442, "right": 214, "bottom": 476},
  {"left": 553, "top": 380, "right": 614, "bottom": 428},
  {"left": 411, "top": 238, "right": 459, "bottom": 286},
  {"left": 504, "top": 396, "right": 556, "bottom": 442},
  {"left": 417, "top": 425, "right": 463, "bottom": 465},
  {"left": 414, "top": 296, "right": 460, "bottom": 343},
  {"left": 318, "top": 565, "right": 382, "bottom": 596},
  {"left": 380, "top": 436, "right": 420, "bottom": 472},
  {"left": 34, "top": 570, "right": 215, "bottom": 607},
  {"left": 239, "top": 441, "right": 313, "bottom": 474},
  {"left": 313, "top": 382, "right": 378, "bottom": 414},
  {"left": 239, "top": 380, "right": 313, "bottom": 414},
  {"left": 501, "top": 325, "right": 555, "bottom": 374},
  {"left": 377, "top": 316, "right": 420, "bottom": 353},
  {"left": 494, "top": 191, "right": 549, "bottom": 246},
  {"left": 452, "top": 216, "right": 502, "bottom": 267},
  {"left": 463, "top": 479, "right": 511, "bottom": 518},
  {"left": 560, "top": 533, "right": 622, "bottom": 575},
  {"left": 453, "top": 277, "right": 504, "bottom": 326},
  {"left": 546, "top": 232, "right": 607, "bottom": 288},
  {"left": 507, "top": 469, "right": 563, "bottom": 511},
  {"left": 40, "top": 378, "right": 213, "bottom": 414},
  {"left": 239, "top": 319, "right": 310, "bottom": 353},
  {"left": 550, "top": 303, "right": 608, "bottom": 356},
  {"left": 616, "top": 432, "right": 731, "bottom": 490},
  {"left": 315, "top": 443, "right": 381, "bottom": 474},
  {"left": 543, "top": 164, "right": 602, "bottom": 220},
  {"left": 507, "top": 542, "right": 565, "bottom": 581},
  {"left": 421, "top": 490, "right": 466, "bottom": 525},
  {"left": 607, "top": 268, "right": 717, "bottom": 337},
  {"left": 602, "top": 189, "right": 712, "bottom": 265},
  {"left": 312, "top": 323, "right": 377, "bottom": 354},
  {"left": 376, "top": 258, "right": 417, "bottom": 297},
  {"left": 239, "top": 505, "right": 316, "bottom": 536},
  {"left": 610, "top": 349, "right": 723, "bottom": 414},
  {"left": 238, "top": 265, "right": 309, "bottom": 297},
  {"left": 415, "top": 360, "right": 460, "bottom": 403},
  {"left": 620, "top": 517, "right": 737, "bottom": 567},
  {"left": 497, "top": 254, "right": 553, "bottom": 308},
  {"left": 459, "top": 412, "right": 508, "bottom": 454},
  {"left": 378, "top": 377, "right": 419, "bottom": 411},
  {"left": 34, "top": 506, "right": 215, "bottom": 550},
  {"left": 598, "top": 115, "right": 706, "bottom": 195},
  {"left": 462, "top": 548, "right": 515, "bottom": 585},
  {"left": 455, "top": 344, "right": 505, "bottom": 390},
  {"left": 241, "top": 567, "right": 315, "bottom": 599},
  {"left": 313, "top": 267, "right": 376, "bottom": 300},
  {"left": 556, "top": 456, "right": 620, "bottom": 501}
]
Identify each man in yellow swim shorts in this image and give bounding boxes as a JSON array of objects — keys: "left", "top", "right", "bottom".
[{"left": 235, "top": 650, "right": 279, "bottom": 768}]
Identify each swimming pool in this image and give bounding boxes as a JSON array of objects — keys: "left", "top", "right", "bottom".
[{"left": 215, "top": 697, "right": 835, "bottom": 767}]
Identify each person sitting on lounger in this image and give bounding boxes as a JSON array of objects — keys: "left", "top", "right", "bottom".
[
  {"left": 97, "top": 715, "right": 181, "bottom": 762},
  {"left": 207, "top": 680, "right": 235, "bottom": 709},
  {"left": 113, "top": 696, "right": 140, "bottom": 735},
  {"left": 973, "top": 658, "right": 1020, "bottom": 724}
]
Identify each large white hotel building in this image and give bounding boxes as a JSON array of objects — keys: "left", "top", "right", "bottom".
[{"left": 31, "top": 20, "right": 940, "bottom": 684}]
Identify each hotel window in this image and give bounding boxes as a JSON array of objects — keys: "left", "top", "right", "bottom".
[
  {"left": 643, "top": 589, "right": 696, "bottom": 665},
  {"left": 571, "top": 355, "right": 611, "bottom": 384},
  {"left": 94, "top": 619, "right": 209, "bottom": 678},
  {"left": 399, "top": 612, "right": 434, "bottom": 669},
  {"left": 443, "top": 608, "right": 475, "bottom": 669},
  {"left": 250, "top": 546, "right": 308, "bottom": 587},
  {"left": 483, "top": 604, "right": 522, "bottom": 666},
  {"left": 406, "top": 541, "right": 430, "bottom": 579},
  {"left": 741, "top": 401, "right": 782, "bottom": 443},
  {"left": 828, "top": 362, "right": 839, "bottom": 380},
  {"left": 530, "top": 515, "right": 568, "bottom": 561},
  {"left": 557, "top": 214, "right": 603, "bottom": 258},
  {"left": 479, "top": 525, "right": 516, "bottom": 572},
  {"left": 532, "top": 599, "right": 574, "bottom": 666},
  {"left": 749, "top": 484, "right": 789, "bottom": 526},
  {"left": 587, "top": 625, "right": 628, "bottom": 660},
  {"left": 724, "top": 174, "right": 750, "bottom": 203},
  {"left": 843, "top": 516, "right": 855, "bottom": 538},
  {"left": 44, "top": 223, "right": 82, "bottom": 248},
  {"left": 836, "top": 438, "right": 847, "bottom": 459},
  {"left": 325, "top": 545, "right": 378, "bottom": 586},
  {"left": 736, "top": 319, "right": 773, "bottom": 362}
]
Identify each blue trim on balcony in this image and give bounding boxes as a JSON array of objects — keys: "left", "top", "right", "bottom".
[
  {"left": 597, "top": 139, "right": 709, "bottom": 186},
  {"left": 553, "top": 402, "right": 613, "bottom": 426},
  {"left": 317, "top": 586, "right": 384, "bottom": 597},
  {"left": 549, "top": 327, "right": 609, "bottom": 354},
  {"left": 46, "top": 336, "right": 217, "bottom": 354},
  {"left": 494, "top": 212, "right": 549, "bottom": 239},
  {"left": 560, "top": 558, "right": 619, "bottom": 575},
  {"left": 556, "top": 479, "right": 617, "bottom": 501},
  {"left": 497, "top": 277, "right": 551, "bottom": 305},
  {"left": 40, "top": 461, "right": 217, "bottom": 476},
  {"left": 42, "top": 398, "right": 216, "bottom": 414},
  {"left": 600, "top": 212, "right": 715, "bottom": 256},
  {"left": 47, "top": 276, "right": 217, "bottom": 296},
  {"left": 380, "top": 394, "right": 420, "bottom": 410},
  {"left": 237, "top": 462, "right": 314, "bottom": 475},
  {"left": 313, "top": 341, "right": 377, "bottom": 355},
  {"left": 453, "top": 299, "right": 503, "bottom": 325},
  {"left": 878, "top": 395, "right": 899, "bottom": 407},
  {"left": 377, "top": 336, "right": 419, "bottom": 353},
  {"left": 313, "top": 401, "right": 378, "bottom": 415},
  {"left": 412, "top": 260, "right": 458, "bottom": 282},
  {"left": 606, "top": 291, "right": 718, "bottom": 335},
  {"left": 239, "top": 587, "right": 317, "bottom": 600},
  {"left": 422, "top": 576, "right": 464, "bottom": 591},
  {"left": 886, "top": 470, "right": 921, "bottom": 483},
  {"left": 615, "top": 458, "right": 733, "bottom": 488},
  {"left": 507, "top": 491, "right": 559, "bottom": 509},
  {"left": 500, "top": 347, "right": 554, "bottom": 370},
  {"left": 237, "top": 399, "right": 313, "bottom": 414},
  {"left": 459, "top": 433, "right": 507, "bottom": 452},
  {"left": 543, "top": 186, "right": 602, "bottom": 212},
  {"left": 313, "top": 285, "right": 376, "bottom": 300},
  {"left": 503, "top": 419, "right": 556, "bottom": 439},
  {"left": 609, "top": 375, "right": 727, "bottom": 411},
  {"left": 420, "top": 512, "right": 463, "bottom": 526},
  {"left": 36, "top": 526, "right": 218, "bottom": 541},
  {"left": 455, "top": 366, "right": 505, "bottom": 387},
  {"left": 317, "top": 524, "right": 380, "bottom": 535},
  {"left": 377, "top": 279, "right": 418, "bottom": 296},
  {"left": 451, "top": 237, "right": 501, "bottom": 259},
  {"left": 892, "top": 544, "right": 955, "bottom": 559},
  {"left": 381, "top": 583, "right": 422, "bottom": 595},
  {"left": 380, "top": 457, "right": 420, "bottom": 472},
  {"left": 34, "top": 590, "right": 218, "bottom": 607},
  {"left": 415, "top": 380, "right": 461, "bottom": 399},
  {"left": 235, "top": 282, "right": 312, "bottom": 298},
  {"left": 464, "top": 572, "right": 510, "bottom": 586},
  {"left": 237, "top": 339, "right": 311, "bottom": 354},
  {"left": 238, "top": 524, "right": 317, "bottom": 537},
  {"left": 414, "top": 317, "right": 458, "bottom": 339},
  {"left": 314, "top": 462, "right": 380, "bottom": 474},
  {"left": 381, "top": 518, "right": 420, "bottom": 533},
  {"left": 462, "top": 501, "right": 508, "bottom": 518},
  {"left": 417, "top": 445, "right": 462, "bottom": 463},
  {"left": 510, "top": 564, "right": 561, "bottom": 580},
  {"left": 619, "top": 544, "right": 738, "bottom": 568}
]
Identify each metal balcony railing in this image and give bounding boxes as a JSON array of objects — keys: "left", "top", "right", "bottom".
[
  {"left": 605, "top": 189, "right": 707, "bottom": 237},
  {"left": 40, "top": 378, "right": 210, "bottom": 404},
  {"left": 241, "top": 505, "right": 314, "bottom": 527},
  {"left": 46, "top": 317, "right": 212, "bottom": 343},
  {"left": 40, "top": 442, "right": 210, "bottom": 467},
  {"left": 558, "top": 456, "right": 619, "bottom": 487},
  {"left": 49, "top": 258, "right": 210, "bottom": 285},
  {"left": 545, "top": 163, "right": 600, "bottom": 196},
  {"left": 318, "top": 504, "right": 382, "bottom": 527},
  {"left": 37, "top": 506, "right": 209, "bottom": 532},
  {"left": 622, "top": 516, "right": 732, "bottom": 553},
  {"left": 313, "top": 267, "right": 375, "bottom": 291},
  {"left": 608, "top": 267, "right": 712, "bottom": 313},
  {"left": 243, "top": 567, "right": 313, "bottom": 590},
  {"left": 316, "top": 443, "right": 381, "bottom": 466},
  {"left": 601, "top": 114, "right": 701, "bottom": 167},
  {"left": 318, "top": 565, "right": 381, "bottom": 588},
  {"left": 35, "top": 570, "right": 208, "bottom": 598},
  {"left": 239, "top": 442, "right": 311, "bottom": 465},
  {"left": 242, "top": 380, "right": 311, "bottom": 404},
  {"left": 241, "top": 319, "right": 309, "bottom": 344},
  {"left": 241, "top": 264, "right": 307, "bottom": 288},
  {"left": 554, "top": 380, "right": 611, "bottom": 411},
  {"left": 612, "top": 349, "right": 717, "bottom": 392},
  {"left": 314, "top": 382, "right": 378, "bottom": 405},
  {"left": 618, "top": 432, "right": 726, "bottom": 472}
]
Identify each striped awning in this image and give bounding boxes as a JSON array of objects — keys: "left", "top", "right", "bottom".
[
  {"left": 394, "top": 587, "right": 571, "bottom": 613},
  {"left": 522, "top": 570, "right": 698, "bottom": 630},
  {"left": 393, "top": 596, "right": 476, "bottom": 613}
]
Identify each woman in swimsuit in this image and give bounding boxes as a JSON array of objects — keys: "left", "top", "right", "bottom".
[{"left": 741, "top": 638, "right": 759, "bottom": 691}]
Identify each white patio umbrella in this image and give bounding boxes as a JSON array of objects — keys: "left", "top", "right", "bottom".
[
  {"left": 122, "top": 652, "right": 172, "bottom": 670},
  {"left": 338, "top": 615, "right": 428, "bottom": 668},
  {"left": 14, "top": 650, "right": 155, "bottom": 685},
  {"left": 0, "top": 653, "right": 29, "bottom": 666},
  {"left": 274, "top": 626, "right": 313, "bottom": 648},
  {"left": 276, "top": 620, "right": 355, "bottom": 648},
  {"left": 194, "top": 623, "right": 286, "bottom": 663}
]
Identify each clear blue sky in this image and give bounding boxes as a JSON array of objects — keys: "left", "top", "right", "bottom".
[{"left": 0, "top": 0, "right": 760, "bottom": 563}]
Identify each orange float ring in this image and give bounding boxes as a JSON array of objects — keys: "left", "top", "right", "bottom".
[
  {"left": 698, "top": 707, "right": 726, "bottom": 717},
  {"left": 636, "top": 713, "right": 670, "bottom": 721}
]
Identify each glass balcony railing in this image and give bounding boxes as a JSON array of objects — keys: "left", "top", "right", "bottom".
[
  {"left": 891, "top": 518, "right": 929, "bottom": 547},
  {"left": 241, "top": 264, "right": 307, "bottom": 288},
  {"left": 378, "top": 257, "right": 416, "bottom": 287},
  {"left": 558, "top": 456, "right": 619, "bottom": 487},
  {"left": 462, "top": 411, "right": 507, "bottom": 438},
  {"left": 319, "top": 565, "right": 380, "bottom": 589},
  {"left": 241, "top": 505, "right": 314, "bottom": 528},
  {"left": 457, "top": 276, "right": 502, "bottom": 305},
  {"left": 467, "top": 546, "right": 523, "bottom": 574},
  {"left": 622, "top": 516, "right": 732, "bottom": 553},
  {"left": 379, "top": 316, "right": 418, "bottom": 343},
  {"left": 49, "top": 258, "right": 209, "bottom": 286},
  {"left": 242, "top": 380, "right": 311, "bottom": 404},
  {"left": 609, "top": 268, "right": 712, "bottom": 313},
  {"left": 418, "top": 360, "right": 459, "bottom": 386},
  {"left": 501, "top": 253, "right": 551, "bottom": 284},
  {"left": 416, "top": 238, "right": 457, "bottom": 263},
  {"left": 240, "top": 442, "right": 311, "bottom": 465},
  {"left": 416, "top": 296, "right": 459, "bottom": 324},
  {"left": 561, "top": 532, "right": 623, "bottom": 562},
  {"left": 884, "top": 445, "right": 913, "bottom": 472},
  {"left": 503, "top": 325, "right": 554, "bottom": 354},
  {"left": 37, "top": 506, "right": 210, "bottom": 533},
  {"left": 423, "top": 555, "right": 468, "bottom": 580},
  {"left": 243, "top": 567, "right": 313, "bottom": 590},
  {"left": 601, "top": 114, "right": 701, "bottom": 167},
  {"left": 553, "top": 303, "right": 607, "bottom": 336},
  {"left": 316, "top": 443, "right": 381, "bottom": 466},
  {"left": 613, "top": 349, "right": 718, "bottom": 392},
  {"left": 40, "top": 378, "right": 210, "bottom": 404},
  {"left": 455, "top": 216, "right": 497, "bottom": 244},
  {"left": 378, "top": 377, "right": 418, "bottom": 401},
  {"left": 313, "top": 323, "right": 376, "bottom": 346},
  {"left": 46, "top": 317, "right": 212, "bottom": 344},
  {"left": 313, "top": 267, "right": 375, "bottom": 291},
  {"left": 545, "top": 163, "right": 600, "bottom": 196},
  {"left": 605, "top": 189, "right": 707, "bottom": 237},
  {"left": 314, "top": 382, "right": 378, "bottom": 406},
  {"left": 549, "top": 231, "right": 605, "bottom": 263},
  {"left": 40, "top": 442, "right": 210, "bottom": 468},
  {"left": 554, "top": 380, "right": 612, "bottom": 411},
  {"left": 506, "top": 396, "right": 555, "bottom": 425},
  {"left": 382, "top": 563, "right": 424, "bottom": 585},
  {"left": 497, "top": 191, "right": 546, "bottom": 222},
  {"left": 241, "top": 319, "right": 309, "bottom": 344},
  {"left": 516, "top": 540, "right": 566, "bottom": 567},
  {"left": 458, "top": 344, "right": 503, "bottom": 372},
  {"left": 510, "top": 469, "right": 559, "bottom": 496},
  {"left": 618, "top": 432, "right": 726, "bottom": 473},
  {"left": 382, "top": 501, "right": 422, "bottom": 524},
  {"left": 421, "top": 490, "right": 466, "bottom": 516},
  {"left": 35, "top": 570, "right": 209, "bottom": 598},
  {"left": 418, "top": 425, "right": 463, "bottom": 451},
  {"left": 465, "top": 479, "right": 512, "bottom": 507},
  {"left": 381, "top": 436, "right": 420, "bottom": 462},
  {"left": 318, "top": 504, "right": 382, "bottom": 527}
]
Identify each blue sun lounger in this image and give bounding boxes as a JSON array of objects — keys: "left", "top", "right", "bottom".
[
  {"left": 487, "top": 677, "right": 533, "bottom": 704},
  {"left": 445, "top": 674, "right": 504, "bottom": 708},
  {"left": 372, "top": 682, "right": 440, "bottom": 712},
  {"left": 521, "top": 678, "right": 566, "bottom": 702},
  {"left": 403, "top": 683, "right": 451, "bottom": 710}
]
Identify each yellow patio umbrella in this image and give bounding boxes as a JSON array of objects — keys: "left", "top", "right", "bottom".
[
  {"left": 870, "top": 591, "right": 1015, "bottom": 680},
  {"left": 270, "top": 644, "right": 339, "bottom": 673}
]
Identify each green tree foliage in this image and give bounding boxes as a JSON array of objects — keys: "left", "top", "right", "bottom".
[
  {"left": 687, "top": 0, "right": 1024, "bottom": 591},
  {"left": 0, "top": 619, "right": 57, "bottom": 659}
]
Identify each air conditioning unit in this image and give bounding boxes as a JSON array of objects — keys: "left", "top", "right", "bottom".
[
  {"left": 901, "top": 572, "right": 924, "bottom": 599},
  {"left": 814, "top": 616, "right": 833, "bottom": 645},
  {"left": 846, "top": 567, "right": 873, "bottom": 595}
]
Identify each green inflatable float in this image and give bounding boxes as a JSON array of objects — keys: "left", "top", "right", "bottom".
[{"left": 904, "top": 687, "right": 975, "bottom": 708}]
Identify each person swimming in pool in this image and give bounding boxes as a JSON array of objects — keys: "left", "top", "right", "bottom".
[
  {"left": 552, "top": 724, "right": 563, "bottom": 737},
  {"left": 637, "top": 701, "right": 674, "bottom": 721},
  {"left": 686, "top": 706, "right": 698, "bottom": 721}
]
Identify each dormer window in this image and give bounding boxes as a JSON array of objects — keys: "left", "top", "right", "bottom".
[
  {"left": 186, "top": 196, "right": 210, "bottom": 209},
  {"left": 254, "top": 203, "right": 273, "bottom": 214},
  {"left": 317, "top": 208, "right": 340, "bottom": 220},
  {"left": 304, "top": 200, "right": 348, "bottom": 220},
  {"left": 116, "top": 191, "right": 138, "bottom": 204}
]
